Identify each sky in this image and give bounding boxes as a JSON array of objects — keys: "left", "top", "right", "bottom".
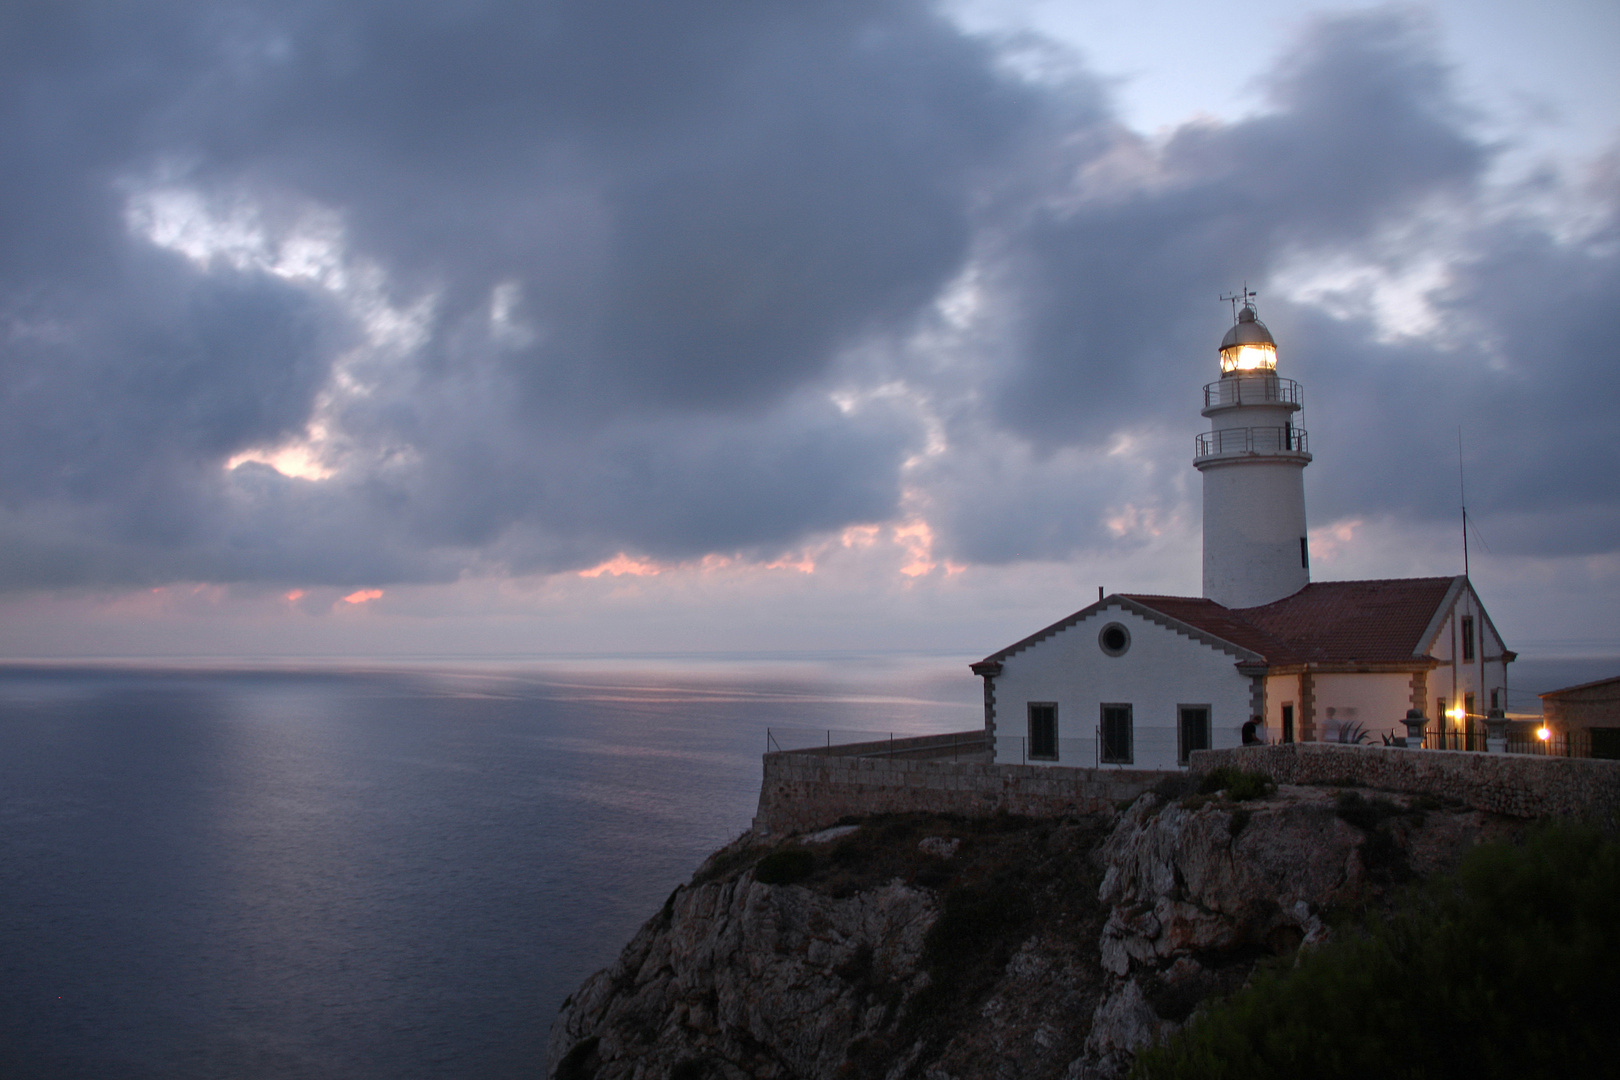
[{"left": 0, "top": 0, "right": 1616, "bottom": 661}]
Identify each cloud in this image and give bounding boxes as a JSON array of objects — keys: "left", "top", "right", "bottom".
[{"left": 0, "top": 1, "right": 1614, "bottom": 601}]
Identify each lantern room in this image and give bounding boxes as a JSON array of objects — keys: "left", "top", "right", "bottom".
[{"left": 1218, "top": 306, "right": 1278, "bottom": 375}]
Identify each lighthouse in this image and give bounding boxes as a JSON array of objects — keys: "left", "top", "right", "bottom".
[
  {"left": 971, "top": 287, "right": 1514, "bottom": 769},
  {"left": 1195, "top": 292, "right": 1311, "bottom": 608}
]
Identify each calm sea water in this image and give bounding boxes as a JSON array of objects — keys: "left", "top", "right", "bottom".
[
  {"left": 0, "top": 656, "right": 981, "bottom": 1080},
  {"left": 3, "top": 653, "right": 1611, "bottom": 1079}
]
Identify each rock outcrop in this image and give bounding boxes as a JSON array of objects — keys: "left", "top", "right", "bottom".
[
  {"left": 548, "top": 782, "right": 1519, "bottom": 1080},
  {"left": 550, "top": 870, "right": 936, "bottom": 1079}
]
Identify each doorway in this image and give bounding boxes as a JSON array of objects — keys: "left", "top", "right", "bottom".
[{"left": 1178, "top": 706, "right": 1211, "bottom": 765}]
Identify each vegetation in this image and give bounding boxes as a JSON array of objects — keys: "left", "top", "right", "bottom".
[
  {"left": 752, "top": 847, "right": 815, "bottom": 885},
  {"left": 1131, "top": 825, "right": 1620, "bottom": 1080},
  {"left": 1196, "top": 766, "right": 1276, "bottom": 802},
  {"left": 1333, "top": 790, "right": 1418, "bottom": 889}
]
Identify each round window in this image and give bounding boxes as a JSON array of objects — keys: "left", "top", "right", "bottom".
[{"left": 1098, "top": 622, "right": 1130, "bottom": 657}]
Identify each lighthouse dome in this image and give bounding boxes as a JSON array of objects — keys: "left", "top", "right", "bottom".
[
  {"left": 1218, "top": 307, "right": 1278, "bottom": 374},
  {"left": 1219, "top": 306, "right": 1275, "bottom": 350}
]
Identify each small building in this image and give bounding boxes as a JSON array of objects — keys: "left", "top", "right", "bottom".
[
  {"left": 972, "top": 576, "right": 1511, "bottom": 769},
  {"left": 972, "top": 293, "right": 1515, "bottom": 770},
  {"left": 1539, "top": 677, "right": 1620, "bottom": 759}
]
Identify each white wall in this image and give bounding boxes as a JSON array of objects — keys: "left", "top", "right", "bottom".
[
  {"left": 1313, "top": 673, "right": 1412, "bottom": 744},
  {"left": 1424, "top": 586, "right": 1512, "bottom": 724},
  {"left": 1263, "top": 673, "right": 1295, "bottom": 741},
  {"left": 1200, "top": 459, "right": 1309, "bottom": 608},
  {"left": 991, "top": 604, "right": 1252, "bottom": 771}
]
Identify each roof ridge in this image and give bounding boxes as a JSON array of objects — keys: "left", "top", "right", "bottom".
[{"left": 1540, "top": 674, "right": 1620, "bottom": 698}]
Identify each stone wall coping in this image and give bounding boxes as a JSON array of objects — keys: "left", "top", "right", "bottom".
[{"left": 1188, "top": 743, "right": 1620, "bottom": 823}]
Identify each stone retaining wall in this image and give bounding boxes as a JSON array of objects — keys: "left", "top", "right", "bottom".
[
  {"left": 1190, "top": 743, "right": 1620, "bottom": 824},
  {"left": 752, "top": 752, "right": 1172, "bottom": 837}
]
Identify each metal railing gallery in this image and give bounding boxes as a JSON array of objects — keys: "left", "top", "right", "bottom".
[
  {"left": 1195, "top": 426, "right": 1310, "bottom": 459},
  {"left": 1203, "top": 377, "right": 1302, "bottom": 409}
]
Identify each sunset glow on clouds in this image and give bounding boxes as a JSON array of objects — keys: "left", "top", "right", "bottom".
[{"left": 0, "top": 0, "right": 1615, "bottom": 658}]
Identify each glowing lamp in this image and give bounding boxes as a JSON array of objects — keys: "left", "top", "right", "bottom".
[
  {"left": 1449, "top": 707, "right": 1466, "bottom": 721},
  {"left": 1219, "top": 306, "right": 1278, "bottom": 374},
  {"left": 1537, "top": 726, "right": 1551, "bottom": 742}
]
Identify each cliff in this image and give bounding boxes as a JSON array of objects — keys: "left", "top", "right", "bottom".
[{"left": 546, "top": 775, "right": 1525, "bottom": 1080}]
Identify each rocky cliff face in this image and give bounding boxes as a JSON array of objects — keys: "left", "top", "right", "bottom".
[{"left": 547, "top": 781, "right": 1519, "bottom": 1080}]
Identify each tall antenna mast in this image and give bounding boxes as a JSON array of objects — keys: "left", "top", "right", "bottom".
[
  {"left": 1219, "top": 283, "right": 1259, "bottom": 322},
  {"left": 1458, "top": 427, "right": 1469, "bottom": 580}
]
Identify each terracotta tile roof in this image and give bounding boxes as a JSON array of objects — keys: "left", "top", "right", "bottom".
[
  {"left": 1116, "top": 594, "right": 1303, "bottom": 663},
  {"left": 1233, "top": 577, "right": 1459, "bottom": 664},
  {"left": 977, "top": 576, "right": 1469, "bottom": 670}
]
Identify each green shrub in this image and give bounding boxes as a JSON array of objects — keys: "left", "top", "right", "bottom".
[
  {"left": 753, "top": 848, "right": 815, "bottom": 885},
  {"left": 1197, "top": 766, "right": 1275, "bottom": 802},
  {"left": 1334, "top": 790, "right": 1405, "bottom": 830},
  {"left": 1131, "top": 824, "right": 1620, "bottom": 1080}
]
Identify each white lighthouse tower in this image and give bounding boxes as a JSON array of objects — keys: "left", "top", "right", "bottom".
[{"left": 1195, "top": 290, "right": 1311, "bottom": 608}]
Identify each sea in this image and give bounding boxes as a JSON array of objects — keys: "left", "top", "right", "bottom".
[
  {"left": 0, "top": 653, "right": 1611, "bottom": 1080},
  {"left": 0, "top": 654, "right": 983, "bottom": 1080}
]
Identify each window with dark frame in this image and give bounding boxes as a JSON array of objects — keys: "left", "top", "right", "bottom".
[
  {"left": 1028, "top": 702, "right": 1058, "bottom": 761},
  {"left": 1300, "top": 536, "right": 1309, "bottom": 569},
  {"left": 1461, "top": 616, "right": 1475, "bottom": 661},
  {"left": 1100, "top": 704, "right": 1133, "bottom": 764},
  {"left": 1178, "top": 706, "right": 1211, "bottom": 765}
]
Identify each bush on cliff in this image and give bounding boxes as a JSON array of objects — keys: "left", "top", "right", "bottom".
[
  {"left": 1196, "top": 766, "right": 1275, "bottom": 802},
  {"left": 1131, "top": 824, "right": 1620, "bottom": 1080},
  {"left": 753, "top": 848, "right": 815, "bottom": 885}
]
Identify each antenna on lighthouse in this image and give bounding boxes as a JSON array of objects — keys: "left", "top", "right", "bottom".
[
  {"left": 1219, "top": 284, "right": 1259, "bottom": 322},
  {"left": 1459, "top": 426, "right": 1469, "bottom": 581}
]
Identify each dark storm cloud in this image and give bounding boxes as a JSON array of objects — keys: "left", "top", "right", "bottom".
[
  {"left": 1302, "top": 205, "right": 1620, "bottom": 557},
  {"left": 989, "top": 10, "right": 1486, "bottom": 443},
  {"left": 180, "top": 0, "right": 1041, "bottom": 410},
  {"left": 942, "top": 10, "right": 1618, "bottom": 564},
  {"left": 0, "top": 0, "right": 1038, "bottom": 587},
  {"left": 0, "top": 2, "right": 1614, "bottom": 589}
]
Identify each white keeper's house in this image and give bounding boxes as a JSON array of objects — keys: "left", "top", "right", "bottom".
[{"left": 971, "top": 294, "right": 1514, "bottom": 770}]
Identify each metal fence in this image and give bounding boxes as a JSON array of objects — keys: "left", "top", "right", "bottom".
[
  {"left": 766, "top": 726, "right": 1185, "bottom": 767},
  {"left": 1418, "top": 728, "right": 1489, "bottom": 752},
  {"left": 1387, "top": 727, "right": 1594, "bottom": 757},
  {"left": 765, "top": 726, "right": 987, "bottom": 761},
  {"left": 1505, "top": 729, "right": 1591, "bottom": 758},
  {"left": 1008, "top": 727, "right": 1185, "bottom": 768}
]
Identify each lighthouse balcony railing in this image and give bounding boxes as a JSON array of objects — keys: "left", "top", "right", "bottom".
[
  {"left": 1196, "top": 426, "right": 1309, "bottom": 459},
  {"left": 1203, "top": 377, "right": 1302, "bottom": 409}
]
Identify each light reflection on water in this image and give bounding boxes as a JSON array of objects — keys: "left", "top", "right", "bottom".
[{"left": 0, "top": 657, "right": 979, "bottom": 1080}]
